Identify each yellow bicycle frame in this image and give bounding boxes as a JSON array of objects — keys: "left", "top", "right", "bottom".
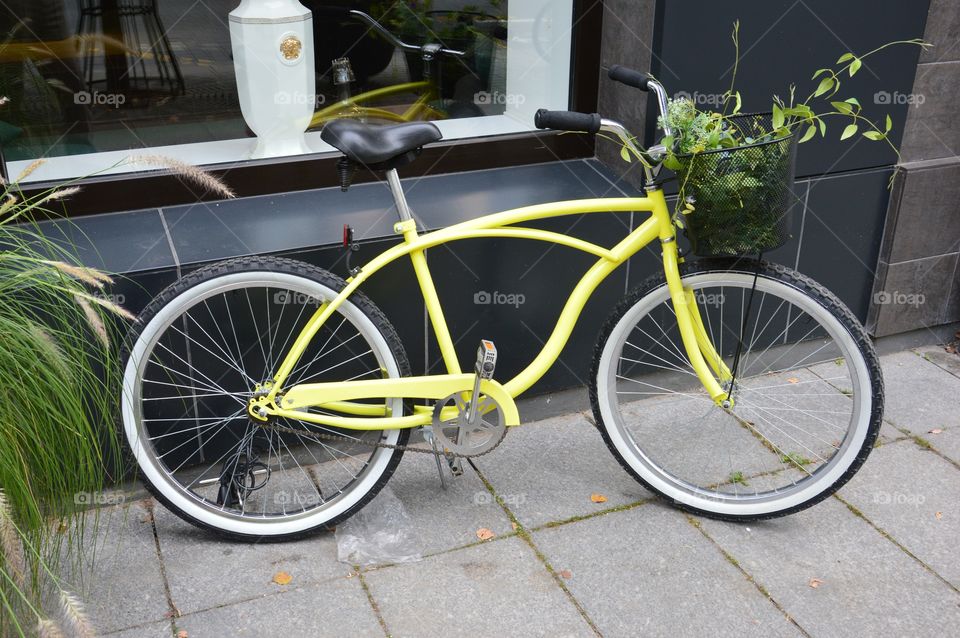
[{"left": 250, "top": 188, "right": 732, "bottom": 429}]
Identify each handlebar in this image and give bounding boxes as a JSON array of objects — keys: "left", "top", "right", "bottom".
[
  {"left": 535, "top": 64, "right": 675, "bottom": 186},
  {"left": 608, "top": 65, "right": 651, "bottom": 91},
  {"left": 535, "top": 65, "right": 673, "bottom": 140},
  {"left": 534, "top": 109, "right": 602, "bottom": 134},
  {"left": 315, "top": 7, "right": 466, "bottom": 58}
]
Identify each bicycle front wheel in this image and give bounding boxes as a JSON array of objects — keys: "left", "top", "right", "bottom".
[
  {"left": 590, "top": 260, "right": 883, "bottom": 520},
  {"left": 122, "top": 256, "right": 410, "bottom": 541}
]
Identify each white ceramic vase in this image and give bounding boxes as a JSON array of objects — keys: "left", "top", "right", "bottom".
[{"left": 229, "top": 0, "right": 315, "bottom": 159}]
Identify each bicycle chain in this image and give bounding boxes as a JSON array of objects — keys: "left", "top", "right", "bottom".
[{"left": 255, "top": 420, "right": 504, "bottom": 459}]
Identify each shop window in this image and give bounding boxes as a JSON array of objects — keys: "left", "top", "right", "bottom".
[{"left": 0, "top": 0, "right": 573, "bottom": 183}]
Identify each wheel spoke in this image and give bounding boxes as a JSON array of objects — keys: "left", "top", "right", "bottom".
[
  {"left": 125, "top": 267, "right": 405, "bottom": 535},
  {"left": 598, "top": 267, "right": 876, "bottom": 516}
]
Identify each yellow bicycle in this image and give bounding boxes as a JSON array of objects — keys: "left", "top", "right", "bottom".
[{"left": 122, "top": 68, "right": 883, "bottom": 540}]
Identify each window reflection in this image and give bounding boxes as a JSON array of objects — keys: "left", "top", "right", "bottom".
[
  {"left": 308, "top": 2, "right": 508, "bottom": 128},
  {"left": 0, "top": 1, "right": 508, "bottom": 163}
]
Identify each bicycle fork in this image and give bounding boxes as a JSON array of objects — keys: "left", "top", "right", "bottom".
[{"left": 660, "top": 239, "right": 732, "bottom": 406}]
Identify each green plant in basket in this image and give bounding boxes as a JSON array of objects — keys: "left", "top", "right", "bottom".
[{"left": 615, "top": 21, "right": 929, "bottom": 256}]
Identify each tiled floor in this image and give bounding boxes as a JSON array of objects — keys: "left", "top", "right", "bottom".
[{"left": 74, "top": 347, "right": 960, "bottom": 637}]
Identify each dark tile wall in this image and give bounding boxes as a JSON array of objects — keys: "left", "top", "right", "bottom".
[
  {"left": 868, "top": 0, "right": 960, "bottom": 336},
  {"left": 603, "top": 0, "right": 927, "bottom": 184},
  {"left": 900, "top": 62, "right": 960, "bottom": 162},
  {"left": 901, "top": 0, "right": 960, "bottom": 163},
  {"left": 595, "top": 0, "right": 656, "bottom": 187},
  {"left": 867, "top": 158, "right": 960, "bottom": 336}
]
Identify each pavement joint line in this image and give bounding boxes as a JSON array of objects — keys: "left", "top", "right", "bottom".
[
  {"left": 356, "top": 568, "right": 391, "bottom": 638},
  {"left": 806, "top": 363, "right": 929, "bottom": 451},
  {"left": 357, "top": 531, "right": 523, "bottom": 575},
  {"left": 151, "top": 572, "right": 356, "bottom": 624},
  {"left": 144, "top": 499, "right": 182, "bottom": 635},
  {"left": 356, "top": 496, "right": 656, "bottom": 576},
  {"left": 530, "top": 498, "right": 656, "bottom": 532},
  {"left": 832, "top": 494, "right": 960, "bottom": 595},
  {"left": 468, "top": 459, "right": 604, "bottom": 638},
  {"left": 99, "top": 618, "right": 173, "bottom": 638},
  {"left": 912, "top": 348, "right": 960, "bottom": 381},
  {"left": 892, "top": 427, "right": 960, "bottom": 472},
  {"left": 684, "top": 515, "right": 813, "bottom": 638}
]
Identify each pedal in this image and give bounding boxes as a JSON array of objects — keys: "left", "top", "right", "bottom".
[
  {"left": 476, "top": 340, "right": 497, "bottom": 379},
  {"left": 446, "top": 455, "right": 464, "bottom": 476}
]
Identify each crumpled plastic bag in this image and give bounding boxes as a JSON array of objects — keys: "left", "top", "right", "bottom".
[{"left": 335, "top": 487, "right": 422, "bottom": 566}]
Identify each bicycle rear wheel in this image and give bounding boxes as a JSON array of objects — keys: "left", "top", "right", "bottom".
[
  {"left": 122, "top": 256, "right": 409, "bottom": 541},
  {"left": 590, "top": 260, "right": 883, "bottom": 520}
]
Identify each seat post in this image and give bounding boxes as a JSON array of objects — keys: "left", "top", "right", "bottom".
[{"left": 385, "top": 168, "right": 414, "bottom": 222}]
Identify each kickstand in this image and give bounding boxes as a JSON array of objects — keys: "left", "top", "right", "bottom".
[{"left": 424, "top": 427, "right": 447, "bottom": 490}]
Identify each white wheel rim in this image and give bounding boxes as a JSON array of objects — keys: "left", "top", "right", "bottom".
[
  {"left": 122, "top": 270, "right": 402, "bottom": 536},
  {"left": 596, "top": 272, "right": 872, "bottom": 517}
]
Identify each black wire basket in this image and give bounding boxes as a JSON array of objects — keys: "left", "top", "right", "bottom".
[{"left": 671, "top": 113, "right": 797, "bottom": 257}]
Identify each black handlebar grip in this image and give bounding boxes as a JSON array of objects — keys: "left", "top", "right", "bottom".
[
  {"left": 312, "top": 6, "right": 353, "bottom": 18},
  {"left": 534, "top": 109, "right": 602, "bottom": 134},
  {"left": 608, "top": 65, "right": 651, "bottom": 91}
]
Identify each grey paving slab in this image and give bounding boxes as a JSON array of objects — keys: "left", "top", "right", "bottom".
[
  {"left": 472, "top": 412, "right": 651, "bottom": 529},
  {"left": 532, "top": 504, "right": 800, "bottom": 638},
  {"left": 381, "top": 451, "right": 514, "bottom": 557},
  {"left": 926, "top": 426, "right": 960, "bottom": 466},
  {"left": 615, "top": 379, "right": 793, "bottom": 488},
  {"left": 104, "top": 620, "right": 173, "bottom": 638},
  {"left": 838, "top": 439, "right": 960, "bottom": 587},
  {"left": 364, "top": 536, "right": 592, "bottom": 637},
  {"left": 807, "top": 358, "right": 903, "bottom": 444},
  {"left": 152, "top": 504, "right": 349, "bottom": 615},
  {"left": 879, "top": 350, "right": 960, "bottom": 434},
  {"left": 175, "top": 576, "right": 383, "bottom": 637},
  {"left": 698, "top": 496, "right": 960, "bottom": 637},
  {"left": 65, "top": 500, "right": 170, "bottom": 634},
  {"left": 916, "top": 345, "right": 960, "bottom": 379}
]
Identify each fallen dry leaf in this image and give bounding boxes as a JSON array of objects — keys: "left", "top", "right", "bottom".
[
  {"left": 590, "top": 493, "right": 608, "bottom": 504},
  {"left": 510, "top": 522, "right": 518, "bottom": 531},
  {"left": 272, "top": 571, "right": 293, "bottom": 586},
  {"left": 476, "top": 528, "right": 495, "bottom": 541},
  {"left": 176, "top": 631, "right": 188, "bottom": 638},
  {"left": 808, "top": 578, "right": 824, "bottom": 589},
  {"left": 936, "top": 511, "right": 943, "bottom": 520},
  {"left": 787, "top": 377, "right": 799, "bottom": 384},
  {"left": 929, "top": 428, "right": 943, "bottom": 435},
  {"left": 559, "top": 569, "right": 572, "bottom": 579}
]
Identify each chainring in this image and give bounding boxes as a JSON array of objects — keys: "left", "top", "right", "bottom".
[{"left": 430, "top": 392, "right": 507, "bottom": 458}]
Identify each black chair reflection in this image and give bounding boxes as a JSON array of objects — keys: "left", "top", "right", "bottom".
[{"left": 76, "top": 0, "right": 184, "bottom": 98}]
